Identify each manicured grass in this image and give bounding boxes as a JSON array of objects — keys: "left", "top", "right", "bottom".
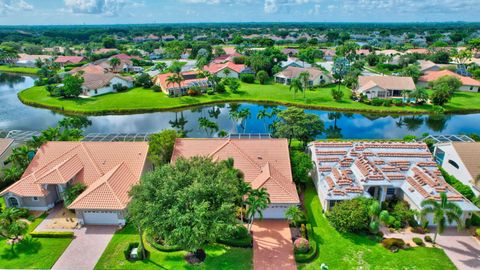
[
  {"left": 0, "top": 197, "right": 5, "bottom": 209},
  {"left": 0, "top": 213, "right": 73, "bottom": 269},
  {"left": 298, "top": 183, "right": 456, "bottom": 270},
  {"left": 0, "top": 65, "right": 39, "bottom": 75},
  {"left": 95, "top": 224, "right": 252, "bottom": 270}
]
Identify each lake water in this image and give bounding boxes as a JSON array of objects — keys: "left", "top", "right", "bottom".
[{"left": 2, "top": 72, "right": 480, "bottom": 139}]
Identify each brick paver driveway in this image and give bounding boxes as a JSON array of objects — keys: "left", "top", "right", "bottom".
[
  {"left": 52, "top": 226, "right": 116, "bottom": 270},
  {"left": 251, "top": 220, "right": 296, "bottom": 270}
]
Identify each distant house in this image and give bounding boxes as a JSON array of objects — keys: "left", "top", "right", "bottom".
[
  {"left": 281, "top": 48, "right": 299, "bottom": 57},
  {"left": 92, "top": 55, "right": 143, "bottom": 73},
  {"left": 147, "top": 34, "right": 160, "bottom": 41},
  {"left": 356, "top": 75, "right": 416, "bottom": 99},
  {"left": 54, "top": 56, "right": 85, "bottom": 66},
  {"left": 274, "top": 66, "right": 333, "bottom": 86},
  {"left": 70, "top": 64, "right": 106, "bottom": 75},
  {"left": 172, "top": 138, "right": 300, "bottom": 219},
  {"left": 406, "top": 48, "right": 430, "bottom": 55},
  {"left": 162, "top": 35, "right": 176, "bottom": 42},
  {"left": 15, "top": 54, "right": 52, "bottom": 67},
  {"left": 149, "top": 48, "right": 164, "bottom": 60},
  {"left": 81, "top": 72, "right": 133, "bottom": 97},
  {"left": 153, "top": 71, "right": 210, "bottom": 96},
  {"left": 280, "top": 57, "right": 312, "bottom": 69},
  {"left": 356, "top": 49, "right": 371, "bottom": 56},
  {"left": 418, "top": 70, "right": 480, "bottom": 93},
  {"left": 418, "top": 60, "right": 441, "bottom": 73},
  {"left": 203, "top": 62, "right": 252, "bottom": 78},
  {"left": 376, "top": 49, "right": 403, "bottom": 56},
  {"left": 434, "top": 142, "right": 480, "bottom": 196},
  {"left": 93, "top": 48, "right": 118, "bottom": 55},
  {"left": 321, "top": 49, "right": 335, "bottom": 61}
]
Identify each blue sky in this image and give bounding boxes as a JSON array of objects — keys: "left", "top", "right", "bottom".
[{"left": 0, "top": 0, "right": 479, "bottom": 25}]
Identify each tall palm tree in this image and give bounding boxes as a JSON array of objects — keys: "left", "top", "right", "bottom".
[
  {"left": 246, "top": 188, "right": 271, "bottom": 231},
  {"left": 7, "top": 146, "right": 31, "bottom": 169},
  {"left": 166, "top": 74, "right": 184, "bottom": 95},
  {"left": 109, "top": 57, "right": 121, "bottom": 73},
  {"left": 239, "top": 182, "right": 253, "bottom": 223},
  {"left": 421, "top": 192, "right": 463, "bottom": 244},
  {"left": 298, "top": 71, "right": 310, "bottom": 99},
  {"left": 289, "top": 78, "right": 302, "bottom": 99},
  {"left": 1, "top": 166, "right": 24, "bottom": 183}
]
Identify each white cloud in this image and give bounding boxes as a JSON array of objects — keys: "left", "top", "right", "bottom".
[
  {"left": 63, "top": 0, "right": 140, "bottom": 16},
  {"left": 0, "top": 0, "right": 33, "bottom": 15}
]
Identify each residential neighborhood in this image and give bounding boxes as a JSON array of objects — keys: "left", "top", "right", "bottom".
[{"left": 0, "top": 1, "right": 480, "bottom": 270}]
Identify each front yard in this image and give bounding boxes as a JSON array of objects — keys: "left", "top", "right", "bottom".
[
  {"left": 95, "top": 224, "right": 252, "bottom": 270},
  {"left": 298, "top": 183, "right": 457, "bottom": 270},
  {"left": 0, "top": 213, "right": 73, "bottom": 269}
]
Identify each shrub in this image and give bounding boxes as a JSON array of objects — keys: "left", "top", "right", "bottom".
[
  {"left": 216, "top": 83, "right": 226, "bottom": 93},
  {"left": 383, "top": 99, "right": 392, "bottom": 107},
  {"left": 232, "top": 225, "right": 249, "bottom": 239},
  {"left": 300, "top": 224, "right": 307, "bottom": 238},
  {"left": 30, "top": 231, "right": 74, "bottom": 238},
  {"left": 146, "top": 233, "right": 182, "bottom": 252},
  {"left": 113, "top": 83, "right": 129, "bottom": 92},
  {"left": 371, "top": 98, "right": 385, "bottom": 106},
  {"left": 17, "top": 208, "right": 30, "bottom": 218},
  {"left": 412, "top": 237, "right": 424, "bottom": 246},
  {"left": 392, "top": 99, "right": 404, "bottom": 106},
  {"left": 327, "top": 197, "right": 372, "bottom": 233},
  {"left": 187, "top": 88, "right": 199, "bottom": 96},
  {"left": 207, "top": 89, "right": 215, "bottom": 95},
  {"left": 382, "top": 238, "right": 405, "bottom": 251},
  {"left": 217, "top": 225, "right": 253, "bottom": 248},
  {"left": 424, "top": 235, "right": 433, "bottom": 243},
  {"left": 256, "top": 70, "right": 269, "bottom": 84},
  {"left": 240, "top": 73, "right": 255, "bottom": 83},
  {"left": 294, "top": 238, "right": 317, "bottom": 263},
  {"left": 294, "top": 238, "right": 309, "bottom": 254},
  {"left": 411, "top": 226, "right": 429, "bottom": 234},
  {"left": 152, "top": 85, "right": 161, "bottom": 92}
]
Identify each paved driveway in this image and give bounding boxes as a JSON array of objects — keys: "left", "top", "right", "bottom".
[
  {"left": 384, "top": 227, "right": 480, "bottom": 270},
  {"left": 52, "top": 226, "right": 116, "bottom": 270},
  {"left": 251, "top": 220, "right": 296, "bottom": 270}
]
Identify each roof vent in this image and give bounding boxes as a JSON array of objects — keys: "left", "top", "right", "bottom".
[{"left": 257, "top": 156, "right": 263, "bottom": 160}]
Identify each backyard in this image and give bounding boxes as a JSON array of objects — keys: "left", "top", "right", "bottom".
[
  {"left": 95, "top": 224, "right": 253, "bottom": 270},
  {"left": 0, "top": 211, "right": 73, "bottom": 269},
  {"left": 298, "top": 183, "right": 457, "bottom": 270},
  {"left": 0, "top": 65, "right": 39, "bottom": 75}
]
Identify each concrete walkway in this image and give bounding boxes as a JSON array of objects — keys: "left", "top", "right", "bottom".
[
  {"left": 251, "top": 220, "right": 296, "bottom": 270},
  {"left": 52, "top": 226, "right": 116, "bottom": 270},
  {"left": 383, "top": 227, "right": 480, "bottom": 270}
]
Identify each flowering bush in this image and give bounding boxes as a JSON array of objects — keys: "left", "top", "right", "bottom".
[
  {"left": 294, "top": 237, "right": 309, "bottom": 254},
  {"left": 6, "top": 236, "right": 23, "bottom": 245}
]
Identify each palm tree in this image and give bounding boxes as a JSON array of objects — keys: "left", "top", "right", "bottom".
[
  {"left": 409, "top": 88, "right": 429, "bottom": 104},
  {"left": 298, "top": 71, "right": 310, "bottom": 99},
  {"left": 289, "top": 78, "right": 302, "bottom": 99},
  {"left": 223, "top": 68, "right": 231, "bottom": 78},
  {"left": 421, "top": 192, "right": 463, "bottom": 244},
  {"left": 0, "top": 208, "right": 28, "bottom": 251},
  {"left": 1, "top": 166, "right": 24, "bottom": 183},
  {"left": 246, "top": 188, "right": 271, "bottom": 231},
  {"left": 7, "top": 146, "right": 31, "bottom": 169},
  {"left": 257, "top": 109, "right": 269, "bottom": 132},
  {"left": 109, "top": 57, "right": 121, "bottom": 72},
  {"left": 285, "top": 206, "right": 304, "bottom": 227},
  {"left": 166, "top": 74, "right": 184, "bottom": 95},
  {"left": 239, "top": 182, "right": 253, "bottom": 223},
  {"left": 198, "top": 117, "right": 219, "bottom": 136}
]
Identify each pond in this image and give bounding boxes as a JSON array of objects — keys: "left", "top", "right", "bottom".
[{"left": 2, "top": 72, "right": 480, "bottom": 139}]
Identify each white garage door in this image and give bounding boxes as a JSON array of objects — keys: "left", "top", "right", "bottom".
[
  {"left": 83, "top": 211, "right": 119, "bottom": 225},
  {"left": 261, "top": 204, "right": 290, "bottom": 219}
]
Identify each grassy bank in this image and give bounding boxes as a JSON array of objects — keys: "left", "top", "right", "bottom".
[
  {"left": 298, "top": 183, "right": 456, "bottom": 270},
  {"left": 0, "top": 65, "right": 39, "bottom": 75},
  {"left": 95, "top": 224, "right": 252, "bottom": 270},
  {"left": 18, "top": 82, "right": 480, "bottom": 115}
]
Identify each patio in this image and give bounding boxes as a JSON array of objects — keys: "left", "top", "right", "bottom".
[{"left": 34, "top": 204, "right": 79, "bottom": 232}]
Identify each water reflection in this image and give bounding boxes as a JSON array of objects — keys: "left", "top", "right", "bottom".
[{"left": 1, "top": 72, "right": 480, "bottom": 139}]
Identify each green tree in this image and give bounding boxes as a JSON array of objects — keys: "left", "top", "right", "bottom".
[
  {"left": 327, "top": 197, "right": 372, "bottom": 233},
  {"left": 198, "top": 117, "right": 219, "bottom": 136},
  {"left": 421, "top": 193, "right": 463, "bottom": 244},
  {"left": 400, "top": 65, "right": 421, "bottom": 82},
  {"left": 429, "top": 75, "right": 462, "bottom": 95},
  {"left": 61, "top": 74, "right": 84, "bottom": 98},
  {"left": 0, "top": 208, "right": 28, "bottom": 251},
  {"left": 298, "top": 71, "right": 310, "bottom": 99},
  {"left": 336, "top": 41, "right": 359, "bottom": 62},
  {"left": 134, "top": 73, "right": 153, "bottom": 88},
  {"left": 331, "top": 87, "right": 344, "bottom": 102},
  {"left": 1, "top": 166, "right": 24, "bottom": 184},
  {"left": 166, "top": 73, "right": 184, "bottom": 94},
  {"left": 290, "top": 150, "right": 313, "bottom": 184},
  {"left": 332, "top": 57, "right": 351, "bottom": 93},
  {"left": 409, "top": 87, "right": 429, "bottom": 104},
  {"left": 273, "top": 107, "right": 324, "bottom": 147},
  {"left": 148, "top": 130, "right": 179, "bottom": 168},
  {"left": 368, "top": 201, "right": 391, "bottom": 233},
  {"left": 430, "top": 83, "right": 453, "bottom": 106},
  {"left": 289, "top": 78, "right": 302, "bottom": 99},
  {"left": 128, "top": 157, "right": 244, "bottom": 262},
  {"left": 227, "top": 79, "right": 240, "bottom": 93},
  {"left": 109, "top": 57, "right": 121, "bottom": 72},
  {"left": 256, "top": 70, "right": 269, "bottom": 84},
  {"left": 245, "top": 188, "right": 271, "bottom": 231}
]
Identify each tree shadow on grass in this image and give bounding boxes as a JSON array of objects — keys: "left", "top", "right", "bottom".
[{"left": 1, "top": 237, "right": 42, "bottom": 260}]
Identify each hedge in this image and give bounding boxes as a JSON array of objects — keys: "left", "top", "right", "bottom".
[
  {"left": 123, "top": 242, "right": 148, "bottom": 261},
  {"left": 294, "top": 223, "right": 318, "bottom": 263},
  {"left": 145, "top": 233, "right": 182, "bottom": 252},
  {"left": 440, "top": 168, "right": 475, "bottom": 201},
  {"left": 30, "top": 231, "right": 74, "bottom": 238},
  {"left": 217, "top": 234, "right": 253, "bottom": 248}
]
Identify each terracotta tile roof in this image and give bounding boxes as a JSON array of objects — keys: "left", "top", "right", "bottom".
[
  {"left": 70, "top": 64, "right": 106, "bottom": 75},
  {"left": 81, "top": 72, "right": 133, "bottom": 90},
  {"left": 406, "top": 48, "right": 430, "bottom": 54},
  {"left": 17, "top": 53, "right": 52, "bottom": 62},
  {"left": 54, "top": 56, "right": 85, "bottom": 64},
  {"left": 275, "top": 66, "right": 331, "bottom": 81},
  {"left": 172, "top": 138, "right": 299, "bottom": 204},
  {"left": 0, "top": 138, "right": 13, "bottom": 156},
  {"left": 0, "top": 142, "right": 148, "bottom": 210},
  {"left": 451, "top": 142, "right": 480, "bottom": 180},
  {"left": 419, "top": 70, "right": 480, "bottom": 87},
  {"left": 358, "top": 76, "right": 416, "bottom": 92},
  {"left": 153, "top": 71, "right": 209, "bottom": 92},
  {"left": 203, "top": 62, "right": 247, "bottom": 74}
]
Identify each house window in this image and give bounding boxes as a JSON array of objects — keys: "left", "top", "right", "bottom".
[
  {"left": 94, "top": 90, "right": 98, "bottom": 95},
  {"left": 386, "top": 188, "right": 395, "bottom": 195},
  {"left": 448, "top": 159, "right": 460, "bottom": 169},
  {"left": 8, "top": 197, "right": 19, "bottom": 207},
  {"left": 32, "top": 197, "right": 39, "bottom": 201},
  {"left": 329, "top": 200, "right": 337, "bottom": 208},
  {"left": 470, "top": 86, "right": 473, "bottom": 91}
]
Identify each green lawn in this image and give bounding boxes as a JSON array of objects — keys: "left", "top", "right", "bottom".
[
  {"left": 298, "top": 183, "right": 456, "bottom": 270},
  {"left": 0, "top": 213, "right": 73, "bottom": 269},
  {"left": 95, "top": 224, "right": 252, "bottom": 270},
  {"left": 0, "top": 65, "right": 39, "bottom": 75}
]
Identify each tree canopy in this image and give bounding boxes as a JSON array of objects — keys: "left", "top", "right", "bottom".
[{"left": 273, "top": 107, "right": 324, "bottom": 147}]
